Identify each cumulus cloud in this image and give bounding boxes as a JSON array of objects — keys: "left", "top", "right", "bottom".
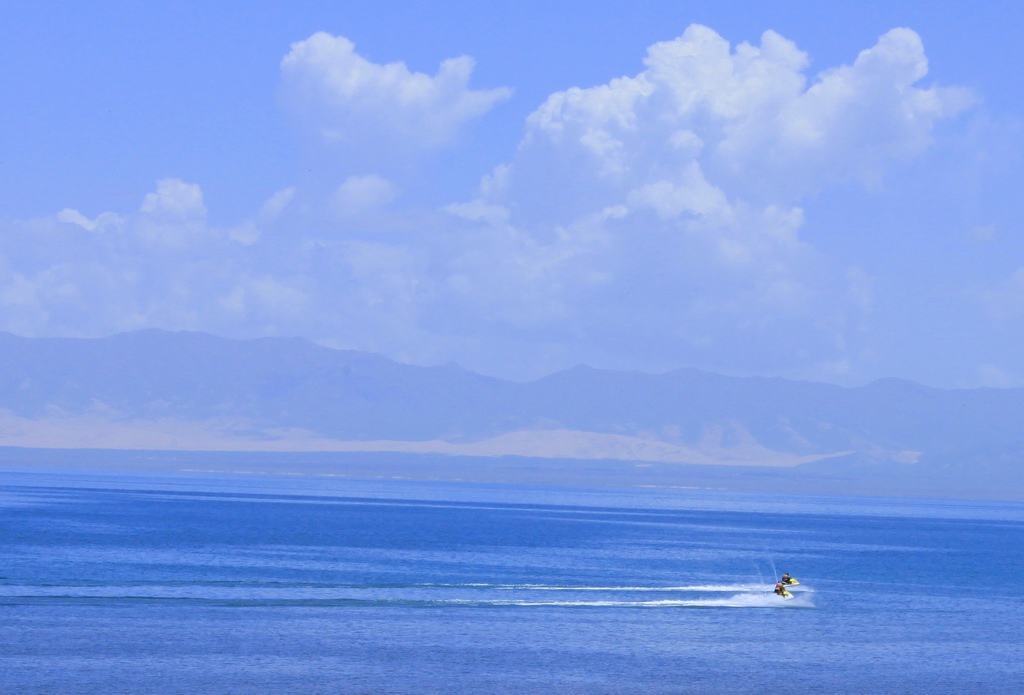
[
  {"left": 1, "top": 179, "right": 257, "bottom": 337},
  {"left": 140, "top": 178, "right": 207, "bottom": 220},
  {"left": 0, "top": 25, "right": 974, "bottom": 381},
  {"left": 56, "top": 208, "right": 98, "bottom": 231},
  {"left": 134, "top": 179, "right": 214, "bottom": 249},
  {"left": 279, "top": 32, "right": 511, "bottom": 152},
  {"left": 510, "top": 25, "right": 968, "bottom": 214},
  {"left": 333, "top": 174, "right": 397, "bottom": 218},
  {"left": 431, "top": 25, "right": 970, "bottom": 375},
  {"left": 259, "top": 187, "right": 296, "bottom": 220}
]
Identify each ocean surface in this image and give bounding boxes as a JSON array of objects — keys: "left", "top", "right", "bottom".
[{"left": 1, "top": 470, "right": 1023, "bottom": 693}]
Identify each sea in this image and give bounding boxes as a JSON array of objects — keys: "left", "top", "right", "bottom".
[{"left": 1, "top": 469, "right": 1023, "bottom": 694}]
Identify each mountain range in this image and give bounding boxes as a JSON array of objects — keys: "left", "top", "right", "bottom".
[{"left": 1, "top": 329, "right": 1021, "bottom": 498}]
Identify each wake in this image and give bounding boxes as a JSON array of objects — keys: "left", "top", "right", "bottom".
[
  {"left": 449, "top": 582, "right": 811, "bottom": 593},
  {"left": 439, "top": 594, "right": 813, "bottom": 608},
  {"left": 433, "top": 582, "right": 814, "bottom": 608},
  {"left": 1, "top": 580, "right": 815, "bottom": 608}
]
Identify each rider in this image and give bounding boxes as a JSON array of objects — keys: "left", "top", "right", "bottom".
[
  {"left": 781, "top": 573, "right": 794, "bottom": 585},
  {"left": 774, "top": 582, "right": 787, "bottom": 596}
]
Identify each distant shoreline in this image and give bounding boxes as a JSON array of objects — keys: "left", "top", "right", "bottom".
[{"left": 1, "top": 446, "right": 1019, "bottom": 502}]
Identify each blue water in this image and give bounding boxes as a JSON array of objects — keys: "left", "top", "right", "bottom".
[{"left": 2, "top": 471, "right": 1023, "bottom": 693}]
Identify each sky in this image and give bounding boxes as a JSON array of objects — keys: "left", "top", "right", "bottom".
[{"left": 2, "top": 1, "right": 1023, "bottom": 388}]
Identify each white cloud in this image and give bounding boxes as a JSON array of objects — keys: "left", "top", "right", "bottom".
[
  {"left": 218, "top": 275, "right": 312, "bottom": 321},
  {"left": 625, "top": 163, "right": 728, "bottom": 219},
  {"left": 56, "top": 208, "right": 97, "bottom": 231},
  {"left": 140, "top": 178, "right": 207, "bottom": 220},
  {"left": 333, "top": 174, "right": 397, "bottom": 218},
  {"left": 443, "top": 200, "right": 510, "bottom": 226},
  {"left": 429, "top": 25, "right": 970, "bottom": 376},
  {"left": 134, "top": 180, "right": 215, "bottom": 249},
  {"left": 56, "top": 209, "right": 122, "bottom": 232},
  {"left": 512, "top": 25, "right": 969, "bottom": 210},
  {"left": 226, "top": 187, "right": 299, "bottom": 246},
  {"left": 0, "top": 25, "right": 976, "bottom": 382},
  {"left": 259, "top": 187, "right": 296, "bottom": 220},
  {"left": 280, "top": 32, "right": 511, "bottom": 152}
]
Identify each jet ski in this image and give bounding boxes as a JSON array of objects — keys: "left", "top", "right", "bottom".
[{"left": 773, "top": 583, "right": 794, "bottom": 599}]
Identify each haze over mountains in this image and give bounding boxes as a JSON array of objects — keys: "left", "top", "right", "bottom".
[{"left": 1, "top": 330, "right": 1022, "bottom": 498}]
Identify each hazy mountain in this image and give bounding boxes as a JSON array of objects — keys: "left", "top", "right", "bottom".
[{"left": 1, "top": 329, "right": 1022, "bottom": 497}]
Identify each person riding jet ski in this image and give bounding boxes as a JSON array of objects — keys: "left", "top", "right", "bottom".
[
  {"left": 780, "top": 573, "right": 796, "bottom": 585},
  {"left": 774, "top": 582, "right": 790, "bottom": 597}
]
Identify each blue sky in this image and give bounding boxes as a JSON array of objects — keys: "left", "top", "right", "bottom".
[{"left": 2, "top": 1, "right": 1023, "bottom": 387}]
